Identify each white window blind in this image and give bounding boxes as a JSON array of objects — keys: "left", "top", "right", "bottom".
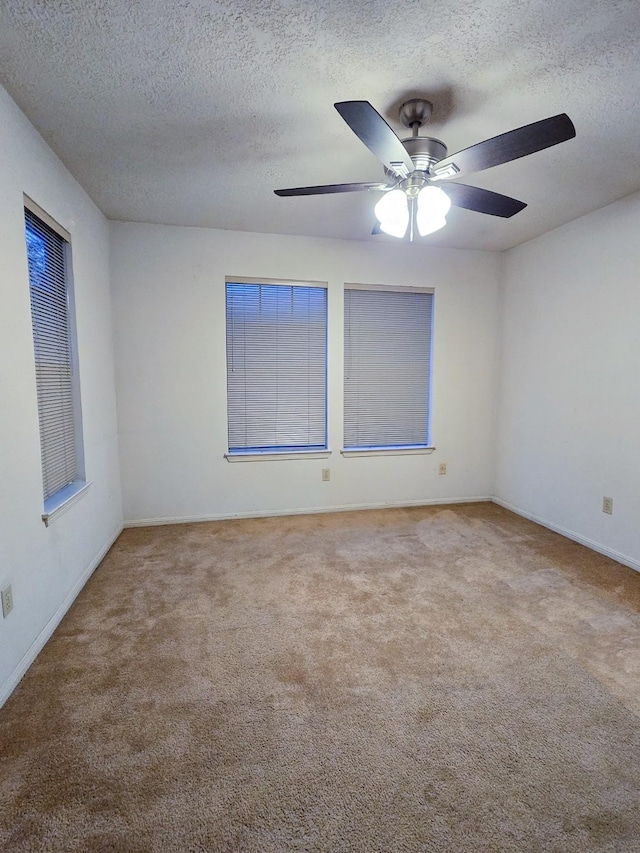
[
  {"left": 25, "top": 207, "right": 81, "bottom": 501},
  {"left": 344, "top": 286, "right": 433, "bottom": 449},
  {"left": 226, "top": 282, "right": 327, "bottom": 453}
]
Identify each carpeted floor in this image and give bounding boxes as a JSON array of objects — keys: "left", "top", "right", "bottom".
[{"left": 1, "top": 502, "right": 639, "bottom": 852}]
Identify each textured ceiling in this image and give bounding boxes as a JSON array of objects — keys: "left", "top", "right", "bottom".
[{"left": 1, "top": 0, "right": 639, "bottom": 250}]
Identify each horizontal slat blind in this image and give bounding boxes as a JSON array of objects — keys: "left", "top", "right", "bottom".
[
  {"left": 25, "top": 208, "right": 77, "bottom": 499},
  {"left": 226, "top": 282, "right": 327, "bottom": 452},
  {"left": 344, "top": 287, "right": 433, "bottom": 449}
]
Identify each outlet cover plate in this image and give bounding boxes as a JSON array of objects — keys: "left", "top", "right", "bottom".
[
  {"left": 1, "top": 584, "right": 13, "bottom": 618},
  {"left": 603, "top": 496, "right": 613, "bottom": 515}
]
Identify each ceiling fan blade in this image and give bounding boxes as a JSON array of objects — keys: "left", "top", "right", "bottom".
[
  {"left": 442, "top": 183, "right": 527, "bottom": 218},
  {"left": 433, "top": 113, "right": 576, "bottom": 179},
  {"left": 275, "top": 182, "right": 387, "bottom": 197},
  {"left": 334, "top": 101, "right": 414, "bottom": 177}
]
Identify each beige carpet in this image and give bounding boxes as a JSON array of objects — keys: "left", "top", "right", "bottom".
[{"left": 1, "top": 502, "right": 639, "bottom": 852}]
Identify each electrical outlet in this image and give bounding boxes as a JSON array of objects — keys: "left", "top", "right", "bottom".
[
  {"left": 602, "top": 496, "right": 613, "bottom": 515},
  {"left": 438, "top": 462, "right": 447, "bottom": 475},
  {"left": 1, "top": 585, "right": 13, "bottom": 618},
  {"left": 322, "top": 468, "right": 330, "bottom": 482}
]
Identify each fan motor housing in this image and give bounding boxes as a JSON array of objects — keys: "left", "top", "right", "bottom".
[
  {"left": 404, "top": 136, "right": 448, "bottom": 170},
  {"left": 384, "top": 136, "right": 448, "bottom": 180}
]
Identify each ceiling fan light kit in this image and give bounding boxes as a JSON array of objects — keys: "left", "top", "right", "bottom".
[
  {"left": 416, "top": 186, "right": 451, "bottom": 236},
  {"left": 275, "top": 97, "right": 576, "bottom": 242},
  {"left": 375, "top": 185, "right": 451, "bottom": 239},
  {"left": 374, "top": 189, "right": 409, "bottom": 238}
]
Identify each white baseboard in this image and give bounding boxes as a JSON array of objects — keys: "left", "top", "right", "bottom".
[
  {"left": 0, "top": 524, "right": 123, "bottom": 710},
  {"left": 124, "top": 496, "right": 492, "bottom": 528},
  {"left": 492, "top": 497, "right": 640, "bottom": 574}
]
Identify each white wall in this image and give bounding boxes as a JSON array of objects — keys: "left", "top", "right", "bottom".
[
  {"left": 496, "top": 190, "right": 640, "bottom": 570},
  {"left": 0, "top": 87, "right": 123, "bottom": 706},
  {"left": 111, "top": 223, "right": 501, "bottom": 524}
]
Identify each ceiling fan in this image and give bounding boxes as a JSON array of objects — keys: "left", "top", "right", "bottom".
[{"left": 274, "top": 99, "right": 576, "bottom": 240}]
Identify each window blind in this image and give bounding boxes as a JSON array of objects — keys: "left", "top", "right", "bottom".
[
  {"left": 226, "top": 282, "right": 327, "bottom": 453},
  {"left": 344, "top": 287, "right": 433, "bottom": 449},
  {"left": 25, "top": 208, "right": 78, "bottom": 500}
]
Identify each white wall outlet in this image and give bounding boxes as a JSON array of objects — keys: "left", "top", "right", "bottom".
[
  {"left": 322, "top": 468, "right": 330, "bottom": 482},
  {"left": 438, "top": 462, "right": 447, "bottom": 475},
  {"left": 1, "top": 584, "right": 13, "bottom": 618},
  {"left": 602, "top": 496, "right": 613, "bottom": 515}
]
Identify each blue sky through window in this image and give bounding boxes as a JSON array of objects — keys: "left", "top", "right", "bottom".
[{"left": 25, "top": 222, "right": 48, "bottom": 290}]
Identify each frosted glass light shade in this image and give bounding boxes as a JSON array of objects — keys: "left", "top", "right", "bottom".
[
  {"left": 416, "top": 186, "right": 451, "bottom": 236},
  {"left": 374, "top": 189, "right": 409, "bottom": 238}
]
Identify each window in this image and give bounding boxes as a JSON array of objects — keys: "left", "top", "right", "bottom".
[
  {"left": 25, "top": 201, "right": 85, "bottom": 520},
  {"left": 344, "top": 285, "right": 433, "bottom": 451},
  {"left": 225, "top": 280, "right": 327, "bottom": 456}
]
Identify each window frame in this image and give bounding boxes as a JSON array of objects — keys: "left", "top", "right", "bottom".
[
  {"left": 342, "top": 283, "right": 435, "bottom": 456},
  {"left": 224, "top": 276, "right": 329, "bottom": 461},
  {"left": 24, "top": 196, "right": 88, "bottom": 525}
]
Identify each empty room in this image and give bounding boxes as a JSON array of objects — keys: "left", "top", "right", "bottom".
[{"left": 1, "top": 1, "right": 639, "bottom": 851}]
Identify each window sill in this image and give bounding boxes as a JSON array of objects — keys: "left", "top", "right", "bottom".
[
  {"left": 225, "top": 450, "right": 332, "bottom": 463},
  {"left": 341, "top": 446, "right": 436, "bottom": 458},
  {"left": 42, "top": 480, "right": 91, "bottom": 527}
]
